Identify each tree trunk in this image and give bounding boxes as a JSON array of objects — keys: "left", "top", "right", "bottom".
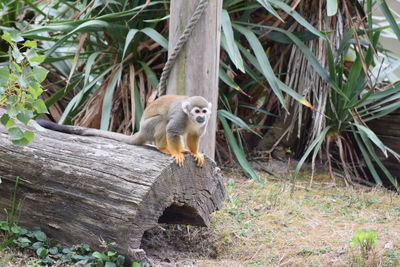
[
  {"left": 0, "top": 122, "right": 225, "bottom": 262},
  {"left": 166, "top": 0, "right": 223, "bottom": 160}
]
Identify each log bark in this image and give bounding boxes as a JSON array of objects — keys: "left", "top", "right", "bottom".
[
  {"left": 0, "top": 123, "right": 225, "bottom": 262},
  {"left": 166, "top": 0, "right": 223, "bottom": 160}
]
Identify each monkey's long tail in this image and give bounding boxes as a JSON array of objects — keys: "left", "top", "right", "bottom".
[{"left": 36, "top": 120, "right": 138, "bottom": 144}]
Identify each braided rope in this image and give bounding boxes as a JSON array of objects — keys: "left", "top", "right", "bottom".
[{"left": 157, "top": 0, "right": 209, "bottom": 96}]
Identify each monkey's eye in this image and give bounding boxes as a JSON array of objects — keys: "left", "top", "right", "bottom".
[
  {"left": 202, "top": 109, "right": 207, "bottom": 113},
  {"left": 194, "top": 109, "right": 201, "bottom": 114}
]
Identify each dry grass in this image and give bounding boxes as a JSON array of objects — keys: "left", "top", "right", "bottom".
[{"left": 188, "top": 169, "right": 400, "bottom": 267}]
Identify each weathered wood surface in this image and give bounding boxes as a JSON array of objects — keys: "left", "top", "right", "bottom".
[
  {"left": 0, "top": 123, "right": 225, "bottom": 261},
  {"left": 166, "top": 0, "right": 223, "bottom": 159},
  {"left": 368, "top": 109, "right": 400, "bottom": 182}
]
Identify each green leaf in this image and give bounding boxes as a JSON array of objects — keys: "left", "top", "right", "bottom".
[
  {"left": 221, "top": 10, "right": 245, "bottom": 72},
  {"left": 0, "top": 66, "right": 9, "bottom": 84},
  {"left": 257, "top": 0, "right": 284, "bottom": 22},
  {"left": 34, "top": 231, "right": 47, "bottom": 242},
  {"left": 139, "top": 61, "right": 158, "bottom": 88},
  {"left": 239, "top": 104, "right": 277, "bottom": 117},
  {"left": 144, "top": 15, "right": 170, "bottom": 23},
  {"left": 11, "top": 225, "right": 21, "bottom": 234},
  {"left": 15, "top": 237, "right": 31, "bottom": 248},
  {"left": 17, "top": 110, "right": 34, "bottom": 125},
  {"left": 218, "top": 109, "right": 261, "bottom": 137},
  {"left": 9, "top": 31, "right": 24, "bottom": 43},
  {"left": 48, "top": 247, "right": 59, "bottom": 255},
  {"left": 326, "top": 0, "right": 338, "bottom": 16},
  {"left": 265, "top": 31, "right": 318, "bottom": 44},
  {"left": 293, "top": 126, "right": 331, "bottom": 179},
  {"left": 84, "top": 52, "right": 101, "bottom": 86},
  {"left": 276, "top": 79, "right": 313, "bottom": 108},
  {"left": 12, "top": 137, "right": 29, "bottom": 146},
  {"left": 28, "top": 83, "right": 43, "bottom": 99},
  {"left": 117, "top": 255, "right": 125, "bottom": 265},
  {"left": 62, "top": 247, "right": 73, "bottom": 254},
  {"left": 105, "top": 262, "right": 117, "bottom": 267},
  {"left": 100, "top": 68, "right": 122, "bottom": 130},
  {"left": 268, "top": 0, "right": 327, "bottom": 40},
  {"left": 31, "top": 66, "right": 49, "bottom": 82},
  {"left": 12, "top": 48, "right": 24, "bottom": 64},
  {"left": 1, "top": 114, "right": 15, "bottom": 128},
  {"left": 36, "top": 247, "right": 48, "bottom": 258},
  {"left": 30, "top": 55, "right": 45, "bottom": 66},
  {"left": 59, "top": 66, "right": 113, "bottom": 124},
  {"left": 379, "top": 0, "right": 400, "bottom": 41},
  {"left": 8, "top": 127, "right": 24, "bottom": 140},
  {"left": 353, "top": 128, "right": 383, "bottom": 186},
  {"left": 24, "top": 131, "right": 35, "bottom": 143},
  {"left": 219, "top": 67, "right": 241, "bottom": 90},
  {"left": 122, "top": 29, "right": 139, "bottom": 60},
  {"left": 354, "top": 123, "right": 388, "bottom": 158},
  {"left": 131, "top": 263, "right": 141, "bottom": 267},
  {"left": 233, "top": 24, "right": 286, "bottom": 108},
  {"left": 134, "top": 82, "right": 143, "bottom": 131},
  {"left": 236, "top": 22, "right": 347, "bottom": 100},
  {"left": 1, "top": 32, "right": 12, "bottom": 45},
  {"left": 32, "top": 241, "right": 44, "bottom": 250},
  {"left": 23, "top": 40, "right": 37, "bottom": 48},
  {"left": 218, "top": 113, "right": 259, "bottom": 180},
  {"left": 16, "top": 237, "right": 31, "bottom": 244},
  {"left": 0, "top": 221, "right": 10, "bottom": 231},
  {"left": 141, "top": 28, "right": 168, "bottom": 49},
  {"left": 92, "top": 251, "right": 109, "bottom": 261},
  {"left": 33, "top": 99, "right": 48, "bottom": 114},
  {"left": 107, "top": 251, "right": 117, "bottom": 257},
  {"left": 44, "top": 20, "right": 110, "bottom": 59}
]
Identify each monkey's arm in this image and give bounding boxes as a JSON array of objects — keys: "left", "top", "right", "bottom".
[
  {"left": 35, "top": 120, "right": 142, "bottom": 145},
  {"left": 166, "top": 134, "right": 185, "bottom": 167},
  {"left": 186, "top": 133, "right": 205, "bottom": 167},
  {"left": 165, "top": 108, "right": 188, "bottom": 167}
]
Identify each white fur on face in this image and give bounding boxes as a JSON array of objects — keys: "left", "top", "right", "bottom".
[{"left": 188, "top": 106, "right": 211, "bottom": 125}]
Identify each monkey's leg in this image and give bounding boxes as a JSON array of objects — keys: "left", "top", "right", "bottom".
[
  {"left": 166, "top": 135, "right": 185, "bottom": 167},
  {"left": 186, "top": 134, "right": 204, "bottom": 167},
  {"left": 155, "top": 134, "right": 170, "bottom": 154}
]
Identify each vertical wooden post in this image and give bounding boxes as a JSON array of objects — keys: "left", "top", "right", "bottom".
[{"left": 166, "top": 0, "right": 222, "bottom": 159}]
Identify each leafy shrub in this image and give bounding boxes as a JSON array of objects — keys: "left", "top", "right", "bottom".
[
  {"left": 0, "top": 220, "right": 127, "bottom": 266},
  {"left": 0, "top": 32, "right": 48, "bottom": 145}
]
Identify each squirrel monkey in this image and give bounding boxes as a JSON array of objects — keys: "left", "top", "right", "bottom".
[{"left": 36, "top": 95, "right": 212, "bottom": 167}]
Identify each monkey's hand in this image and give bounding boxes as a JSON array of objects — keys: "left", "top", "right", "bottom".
[
  {"left": 171, "top": 152, "right": 185, "bottom": 167},
  {"left": 191, "top": 153, "right": 205, "bottom": 167}
]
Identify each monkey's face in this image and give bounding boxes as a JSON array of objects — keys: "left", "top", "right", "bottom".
[
  {"left": 182, "top": 100, "right": 212, "bottom": 126},
  {"left": 190, "top": 106, "right": 211, "bottom": 124}
]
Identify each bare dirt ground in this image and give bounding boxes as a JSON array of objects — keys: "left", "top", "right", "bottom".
[{"left": 1, "top": 163, "right": 400, "bottom": 266}]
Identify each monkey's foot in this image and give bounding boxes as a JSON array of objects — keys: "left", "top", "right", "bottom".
[
  {"left": 191, "top": 153, "right": 204, "bottom": 167},
  {"left": 171, "top": 152, "right": 185, "bottom": 167}
]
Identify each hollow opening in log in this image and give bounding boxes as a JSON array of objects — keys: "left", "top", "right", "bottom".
[{"left": 158, "top": 202, "right": 205, "bottom": 226}]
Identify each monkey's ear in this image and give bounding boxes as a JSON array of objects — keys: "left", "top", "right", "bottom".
[
  {"left": 207, "top": 102, "right": 212, "bottom": 110},
  {"left": 182, "top": 101, "right": 190, "bottom": 114}
]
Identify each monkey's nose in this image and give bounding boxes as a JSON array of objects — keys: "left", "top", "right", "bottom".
[{"left": 196, "top": 116, "right": 205, "bottom": 123}]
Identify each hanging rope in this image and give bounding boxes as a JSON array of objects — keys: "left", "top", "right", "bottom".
[{"left": 157, "top": 0, "right": 209, "bottom": 97}]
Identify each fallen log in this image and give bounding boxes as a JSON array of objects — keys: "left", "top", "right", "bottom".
[{"left": 0, "top": 121, "right": 225, "bottom": 262}]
